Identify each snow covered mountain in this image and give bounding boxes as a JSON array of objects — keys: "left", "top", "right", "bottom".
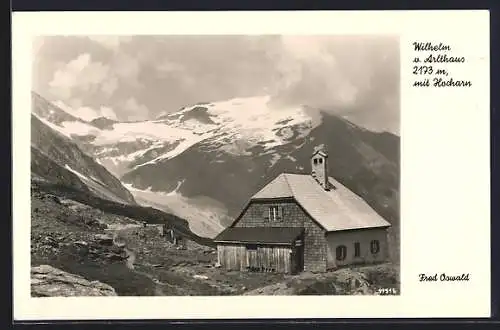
[
  {"left": 32, "top": 94, "right": 320, "bottom": 178},
  {"left": 31, "top": 92, "right": 400, "bottom": 248}
]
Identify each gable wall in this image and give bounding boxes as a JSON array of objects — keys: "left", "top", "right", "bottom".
[{"left": 234, "top": 200, "right": 327, "bottom": 272}]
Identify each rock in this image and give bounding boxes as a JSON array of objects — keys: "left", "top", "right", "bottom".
[
  {"left": 348, "top": 273, "right": 369, "bottom": 292},
  {"left": 110, "top": 245, "right": 124, "bottom": 254},
  {"left": 193, "top": 274, "right": 209, "bottom": 280},
  {"left": 49, "top": 195, "right": 61, "bottom": 204},
  {"left": 31, "top": 265, "right": 117, "bottom": 297},
  {"left": 73, "top": 241, "right": 88, "bottom": 247},
  {"left": 94, "top": 234, "right": 113, "bottom": 246},
  {"left": 105, "top": 253, "right": 125, "bottom": 261},
  {"left": 43, "top": 237, "right": 59, "bottom": 247}
]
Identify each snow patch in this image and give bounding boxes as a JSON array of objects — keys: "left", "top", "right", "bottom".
[
  {"left": 33, "top": 113, "right": 72, "bottom": 138},
  {"left": 93, "top": 121, "right": 195, "bottom": 146},
  {"left": 90, "top": 175, "right": 105, "bottom": 186},
  {"left": 64, "top": 165, "right": 90, "bottom": 181},
  {"left": 134, "top": 135, "right": 205, "bottom": 168},
  {"left": 60, "top": 121, "right": 100, "bottom": 136}
]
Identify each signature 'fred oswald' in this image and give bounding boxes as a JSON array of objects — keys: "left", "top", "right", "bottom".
[{"left": 419, "top": 273, "right": 470, "bottom": 282}]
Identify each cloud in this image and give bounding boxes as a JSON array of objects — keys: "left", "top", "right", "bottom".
[
  {"left": 101, "top": 77, "right": 118, "bottom": 96},
  {"left": 121, "top": 97, "right": 149, "bottom": 121},
  {"left": 100, "top": 106, "right": 118, "bottom": 121},
  {"left": 47, "top": 50, "right": 144, "bottom": 117},
  {"left": 49, "top": 53, "right": 110, "bottom": 99},
  {"left": 157, "top": 59, "right": 185, "bottom": 73},
  {"left": 34, "top": 35, "right": 399, "bottom": 133},
  {"left": 268, "top": 35, "right": 399, "bottom": 133},
  {"left": 271, "top": 36, "right": 372, "bottom": 108},
  {"left": 87, "top": 36, "right": 133, "bottom": 51},
  {"left": 111, "top": 53, "right": 141, "bottom": 86}
]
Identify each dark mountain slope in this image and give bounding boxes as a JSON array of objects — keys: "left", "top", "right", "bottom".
[
  {"left": 31, "top": 146, "right": 90, "bottom": 193},
  {"left": 31, "top": 114, "right": 137, "bottom": 205}
]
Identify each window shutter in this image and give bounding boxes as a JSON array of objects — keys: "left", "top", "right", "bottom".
[
  {"left": 336, "top": 245, "right": 347, "bottom": 261},
  {"left": 277, "top": 207, "right": 284, "bottom": 220},
  {"left": 370, "top": 240, "right": 380, "bottom": 254},
  {"left": 262, "top": 208, "right": 269, "bottom": 220},
  {"left": 354, "top": 242, "right": 360, "bottom": 257}
]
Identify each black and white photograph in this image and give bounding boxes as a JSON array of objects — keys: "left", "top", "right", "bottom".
[
  {"left": 12, "top": 10, "right": 492, "bottom": 320},
  {"left": 30, "top": 34, "right": 401, "bottom": 297}
]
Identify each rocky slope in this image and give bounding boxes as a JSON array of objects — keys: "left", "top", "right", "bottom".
[
  {"left": 243, "top": 264, "right": 400, "bottom": 295},
  {"left": 31, "top": 265, "right": 118, "bottom": 297},
  {"left": 31, "top": 113, "right": 136, "bottom": 205},
  {"left": 31, "top": 180, "right": 211, "bottom": 296}
]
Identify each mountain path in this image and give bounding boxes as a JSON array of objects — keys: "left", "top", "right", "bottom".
[{"left": 112, "top": 230, "right": 177, "bottom": 296}]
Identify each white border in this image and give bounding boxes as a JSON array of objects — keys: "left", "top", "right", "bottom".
[{"left": 12, "top": 10, "right": 491, "bottom": 320}]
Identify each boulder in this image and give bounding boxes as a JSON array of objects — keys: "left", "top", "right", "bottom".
[
  {"left": 193, "top": 274, "right": 209, "bottom": 280},
  {"left": 94, "top": 234, "right": 114, "bottom": 246},
  {"left": 31, "top": 265, "right": 117, "bottom": 297}
]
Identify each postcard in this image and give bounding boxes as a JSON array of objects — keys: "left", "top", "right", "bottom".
[{"left": 12, "top": 10, "right": 490, "bottom": 320}]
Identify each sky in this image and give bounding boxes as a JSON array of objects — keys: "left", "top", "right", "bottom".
[{"left": 32, "top": 35, "right": 400, "bottom": 134}]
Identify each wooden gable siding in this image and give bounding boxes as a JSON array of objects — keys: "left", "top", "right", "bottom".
[
  {"left": 217, "top": 244, "right": 296, "bottom": 274},
  {"left": 233, "top": 199, "right": 327, "bottom": 272}
]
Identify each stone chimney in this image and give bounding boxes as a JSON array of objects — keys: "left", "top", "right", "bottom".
[{"left": 311, "top": 145, "right": 329, "bottom": 190}]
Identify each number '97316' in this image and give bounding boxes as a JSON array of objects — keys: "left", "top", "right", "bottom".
[{"left": 377, "top": 287, "right": 398, "bottom": 295}]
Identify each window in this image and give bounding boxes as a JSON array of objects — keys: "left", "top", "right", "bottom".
[
  {"left": 354, "top": 242, "right": 361, "bottom": 257},
  {"left": 246, "top": 244, "right": 257, "bottom": 250},
  {"left": 319, "top": 158, "right": 323, "bottom": 164},
  {"left": 370, "top": 240, "right": 380, "bottom": 254},
  {"left": 269, "top": 206, "right": 280, "bottom": 221},
  {"left": 336, "top": 245, "right": 347, "bottom": 261},
  {"left": 313, "top": 158, "right": 318, "bottom": 165}
]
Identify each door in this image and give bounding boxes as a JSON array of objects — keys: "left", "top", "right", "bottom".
[
  {"left": 292, "top": 241, "right": 304, "bottom": 274},
  {"left": 246, "top": 245, "right": 258, "bottom": 271}
]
